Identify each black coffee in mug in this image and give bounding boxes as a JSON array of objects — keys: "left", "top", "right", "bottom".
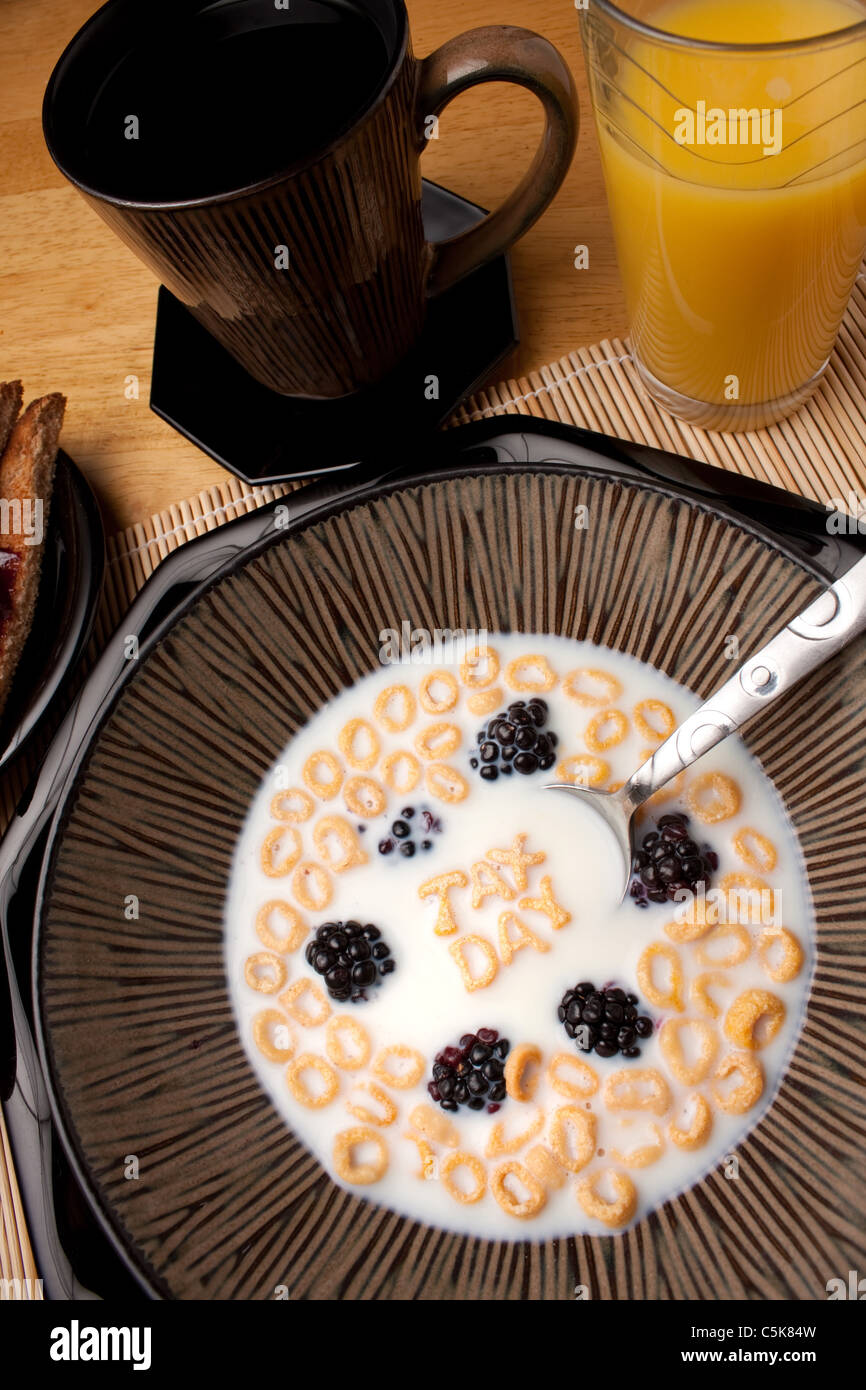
[
  {"left": 45, "top": 0, "right": 577, "bottom": 396},
  {"left": 82, "top": 0, "right": 391, "bottom": 202}
]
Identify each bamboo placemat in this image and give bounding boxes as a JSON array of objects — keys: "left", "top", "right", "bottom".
[{"left": 2, "top": 271, "right": 865, "bottom": 1296}]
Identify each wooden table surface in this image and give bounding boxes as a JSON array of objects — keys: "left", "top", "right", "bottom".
[{"left": 0, "top": 0, "right": 624, "bottom": 533}]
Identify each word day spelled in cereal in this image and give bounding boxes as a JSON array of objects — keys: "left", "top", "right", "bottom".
[{"left": 224, "top": 634, "right": 813, "bottom": 1239}]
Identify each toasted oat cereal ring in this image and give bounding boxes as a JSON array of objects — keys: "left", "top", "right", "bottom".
[
  {"left": 343, "top": 775, "right": 386, "bottom": 818},
  {"left": 287, "top": 1053, "right": 339, "bottom": 1109},
  {"left": 562, "top": 667, "right": 623, "bottom": 708},
  {"left": 525, "top": 1145, "right": 567, "bottom": 1191},
  {"left": 547, "top": 1053, "right": 599, "bottom": 1100},
  {"left": 505, "top": 654, "right": 557, "bottom": 693},
  {"left": 663, "top": 896, "right": 718, "bottom": 943},
  {"left": 720, "top": 872, "right": 775, "bottom": 925},
  {"left": 505, "top": 1043, "right": 542, "bottom": 1102},
  {"left": 690, "top": 971, "right": 729, "bottom": 1020},
  {"left": 252, "top": 1010, "right": 295, "bottom": 1064},
  {"left": 695, "top": 922, "right": 751, "bottom": 968},
  {"left": 325, "top": 1015, "right": 371, "bottom": 1071},
  {"left": 333, "top": 1127, "right": 388, "bottom": 1185},
  {"left": 255, "top": 900, "right": 307, "bottom": 954},
  {"left": 404, "top": 1131, "right": 437, "bottom": 1180},
  {"left": 269, "top": 788, "right": 315, "bottom": 824},
  {"left": 724, "top": 989, "right": 785, "bottom": 1051},
  {"left": 467, "top": 686, "right": 504, "bottom": 716},
  {"left": 381, "top": 750, "right": 421, "bottom": 795},
  {"left": 486, "top": 1107, "right": 544, "bottom": 1157},
  {"left": 312, "top": 815, "right": 368, "bottom": 873},
  {"left": 549, "top": 1105, "right": 596, "bottom": 1174},
  {"left": 302, "top": 751, "right": 343, "bottom": 800},
  {"left": 603, "top": 1068, "right": 672, "bottom": 1116},
  {"left": 419, "top": 670, "right": 459, "bottom": 715},
  {"left": 418, "top": 870, "right": 468, "bottom": 936},
  {"left": 409, "top": 1103, "right": 459, "bottom": 1148},
  {"left": 415, "top": 721, "right": 461, "bottom": 761},
  {"left": 757, "top": 926, "right": 804, "bottom": 984},
  {"left": 441, "top": 1151, "right": 486, "bottom": 1205},
  {"left": 337, "top": 718, "right": 380, "bottom": 772},
  {"left": 425, "top": 762, "right": 469, "bottom": 804},
  {"left": 555, "top": 754, "right": 610, "bottom": 788},
  {"left": 279, "top": 977, "right": 331, "bottom": 1028},
  {"left": 711, "top": 1051, "right": 764, "bottom": 1115},
  {"left": 576, "top": 1170, "right": 637, "bottom": 1228},
  {"left": 244, "top": 952, "right": 287, "bottom": 995},
  {"left": 633, "top": 698, "right": 676, "bottom": 743},
  {"left": 260, "top": 825, "right": 302, "bottom": 878},
  {"left": 668, "top": 1094, "right": 713, "bottom": 1151},
  {"left": 611, "top": 1122, "right": 665, "bottom": 1168},
  {"left": 291, "top": 861, "right": 333, "bottom": 913},
  {"left": 449, "top": 934, "right": 498, "bottom": 991},
  {"left": 585, "top": 709, "right": 629, "bottom": 753},
  {"left": 490, "top": 1161, "right": 547, "bottom": 1219},
  {"left": 733, "top": 827, "right": 778, "bottom": 874},
  {"left": 687, "top": 771, "right": 741, "bottom": 824},
  {"left": 346, "top": 1082, "right": 398, "bottom": 1128},
  {"left": 637, "top": 941, "right": 684, "bottom": 1012},
  {"left": 460, "top": 644, "right": 500, "bottom": 690},
  {"left": 373, "top": 684, "right": 416, "bottom": 733},
  {"left": 659, "top": 1016, "right": 718, "bottom": 1085},
  {"left": 372, "top": 1044, "right": 426, "bottom": 1090}
]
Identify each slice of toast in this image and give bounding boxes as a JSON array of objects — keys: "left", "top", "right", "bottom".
[
  {"left": 0, "top": 380, "right": 23, "bottom": 457},
  {"left": 0, "top": 391, "right": 66, "bottom": 717}
]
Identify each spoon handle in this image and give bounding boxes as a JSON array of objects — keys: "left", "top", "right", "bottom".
[{"left": 624, "top": 553, "right": 866, "bottom": 810}]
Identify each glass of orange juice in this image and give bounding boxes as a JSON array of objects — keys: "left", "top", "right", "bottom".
[{"left": 580, "top": 0, "right": 866, "bottom": 430}]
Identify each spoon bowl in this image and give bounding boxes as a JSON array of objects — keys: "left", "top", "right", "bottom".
[{"left": 546, "top": 551, "right": 866, "bottom": 902}]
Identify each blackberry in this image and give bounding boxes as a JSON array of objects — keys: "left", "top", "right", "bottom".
[
  {"left": 558, "top": 981, "right": 653, "bottom": 1060},
  {"left": 428, "top": 1028, "right": 510, "bottom": 1114},
  {"left": 306, "top": 920, "right": 395, "bottom": 1001},
  {"left": 470, "top": 699, "right": 559, "bottom": 781},
  {"left": 378, "top": 805, "right": 443, "bottom": 858},
  {"left": 629, "top": 812, "right": 717, "bottom": 907}
]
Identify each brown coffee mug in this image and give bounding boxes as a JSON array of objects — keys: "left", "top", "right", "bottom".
[{"left": 43, "top": 0, "right": 577, "bottom": 399}]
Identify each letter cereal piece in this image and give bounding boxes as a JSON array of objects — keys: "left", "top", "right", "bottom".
[
  {"left": 418, "top": 870, "right": 468, "bottom": 936},
  {"left": 757, "top": 926, "right": 804, "bottom": 984},
  {"left": 470, "top": 860, "right": 515, "bottom": 909},
  {"left": 637, "top": 941, "right": 684, "bottom": 1011},
  {"left": 486, "top": 833, "right": 545, "bottom": 891},
  {"left": 497, "top": 911, "right": 550, "bottom": 966},
  {"left": 449, "top": 935, "right": 498, "bottom": 991},
  {"left": 518, "top": 875, "right": 572, "bottom": 931}
]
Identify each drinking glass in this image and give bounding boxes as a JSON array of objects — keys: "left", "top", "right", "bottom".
[{"left": 580, "top": 0, "right": 866, "bottom": 430}]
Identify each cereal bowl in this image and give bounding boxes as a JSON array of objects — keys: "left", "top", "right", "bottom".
[{"left": 34, "top": 421, "right": 866, "bottom": 1298}]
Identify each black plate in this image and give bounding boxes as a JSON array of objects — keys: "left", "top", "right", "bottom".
[
  {"left": 150, "top": 180, "right": 519, "bottom": 485},
  {"left": 0, "top": 451, "right": 105, "bottom": 771},
  {"left": 4, "top": 417, "right": 863, "bottom": 1299}
]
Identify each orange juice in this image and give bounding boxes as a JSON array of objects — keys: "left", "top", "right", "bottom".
[{"left": 590, "top": 0, "right": 866, "bottom": 420}]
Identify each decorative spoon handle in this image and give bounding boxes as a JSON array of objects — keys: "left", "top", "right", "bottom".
[{"left": 624, "top": 554, "right": 866, "bottom": 811}]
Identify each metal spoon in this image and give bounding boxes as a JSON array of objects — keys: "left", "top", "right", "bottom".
[{"left": 546, "top": 552, "right": 866, "bottom": 900}]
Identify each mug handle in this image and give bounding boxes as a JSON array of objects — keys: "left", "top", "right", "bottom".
[{"left": 415, "top": 26, "right": 578, "bottom": 297}]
